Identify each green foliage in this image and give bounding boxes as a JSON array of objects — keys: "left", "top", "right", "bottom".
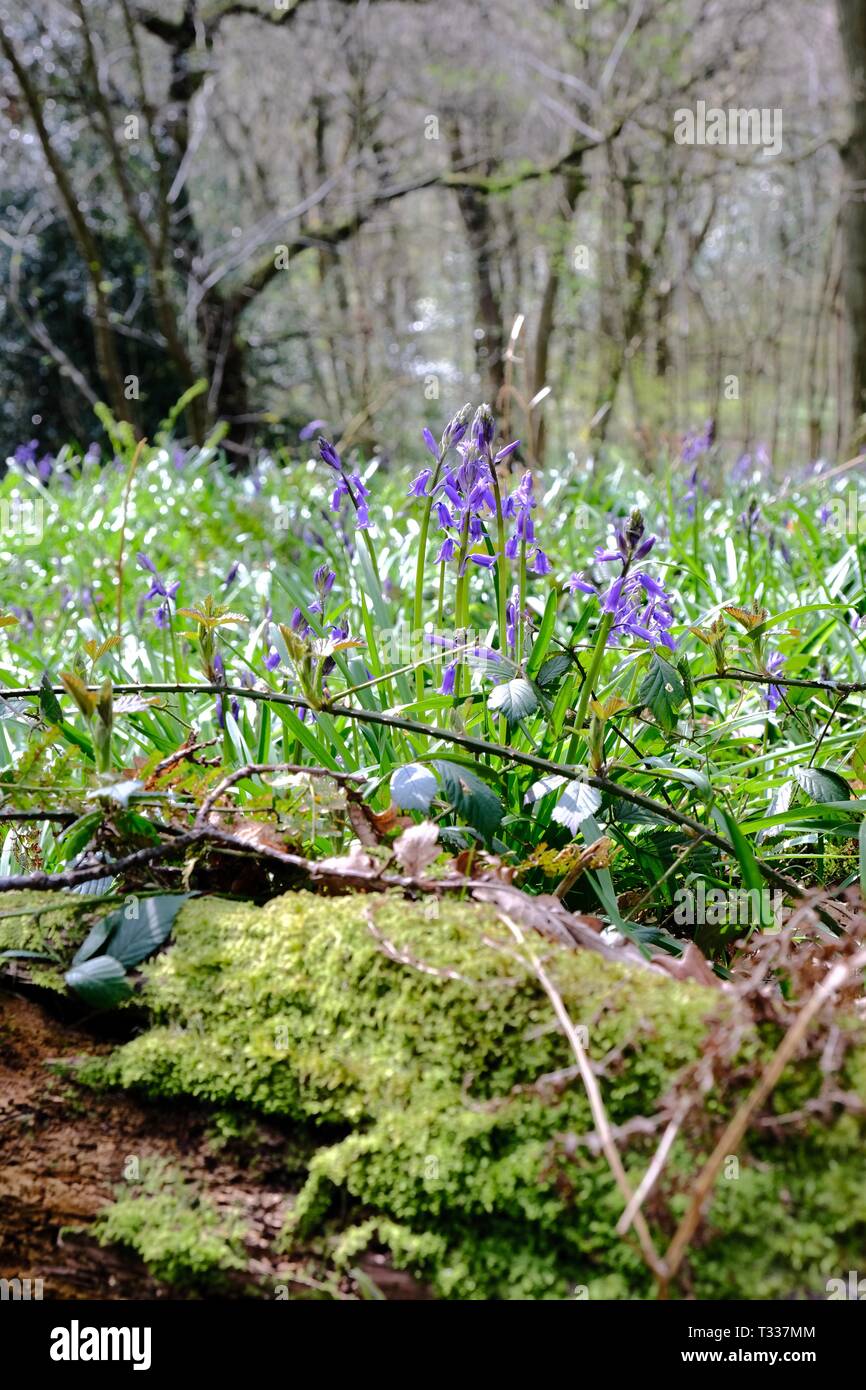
[
  {"left": 75, "top": 891, "right": 866, "bottom": 1300},
  {"left": 91, "top": 1158, "right": 247, "bottom": 1289}
]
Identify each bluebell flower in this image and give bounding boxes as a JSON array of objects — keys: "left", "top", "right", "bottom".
[
  {"left": 137, "top": 552, "right": 179, "bottom": 629},
  {"left": 313, "top": 564, "right": 336, "bottom": 598},
  {"left": 681, "top": 420, "right": 714, "bottom": 463},
  {"left": 300, "top": 418, "right": 328, "bottom": 441},
  {"left": 765, "top": 651, "right": 784, "bottom": 711},
  {"left": 532, "top": 549, "right": 552, "bottom": 576},
  {"left": 435, "top": 537, "right": 457, "bottom": 563},
  {"left": 422, "top": 428, "right": 438, "bottom": 459},
  {"left": 441, "top": 403, "right": 473, "bottom": 451},
  {"left": 579, "top": 511, "right": 676, "bottom": 650},
  {"left": 440, "top": 661, "right": 457, "bottom": 696},
  {"left": 409, "top": 469, "right": 432, "bottom": 497},
  {"left": 318, "top": 437, "right": 342, "bottom": 471},
  {"left": 265, "top": 647, "right": 281, "bottom": 672},
  {"left": 13, "top": 440, "right": 39, "bottom": 466}
]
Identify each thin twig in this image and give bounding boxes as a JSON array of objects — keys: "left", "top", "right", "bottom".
[
  {"left": 663, "top": 945, "right": 866, "bottom": 1281},
  {"left": 497, "top": 909, "right": 668, "bottom": 1284}
]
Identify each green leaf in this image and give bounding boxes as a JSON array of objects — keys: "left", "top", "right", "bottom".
[
  {"left": 714, "top": 808, "right": 774, "bottom": 931},
  {"left": 71, "top": 913, "right": 118, "bottom": 966},
  {"left": 0, "top": 949, "right": 57, "bottom": 962},
  {"left": 390, "top": 763, "right": 438, "bottom": 812},
  {"left": 488, "top": 677, "right": 538, "bottom": 725},
  {"left": 103, "top": 893, "right": 189, "bottom": 968},
  {"left": 852, "top": 729, "right": 866, "bottom": 783},
  {"left": 793, "top": 765, "right": 850, "bottom": 804},
  {"left": 54, "top": 811, "right": 103, "bottom": 867},
  {"left": 65, "top": 955, "right": 133, "bottom": 1010},
  {"left": 637, "top": 653, "right": 685, "bottom": 733},
  {"left": 536, "top": 652, "right": 572, "bottom": 689},
  {"left": 551, "top": 777, "right": 602, "bottom": 834},
  {"left": 434, "top": 760, "right": 503, "bottom": 841},
  {"left": 39, "top": 673, "right": 63, "bottom": 726},
  {"left": 641, "top": 758, "right": 711, "bottom": 797},
  {"left": 526, "top": 590, "right": 558, "bottom": 677},
  {"left": 860, "top": 818, "right": 866, "bottom": 900}
]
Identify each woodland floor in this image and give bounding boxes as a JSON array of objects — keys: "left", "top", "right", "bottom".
[{"left": 0, "top": 988, "right": 429, "bottom": 1300}]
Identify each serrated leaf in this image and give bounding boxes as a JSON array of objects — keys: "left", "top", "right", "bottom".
[
  {"left": 65, "top": 955, "right": 133, "bottom": 1009},
  {"left": 793, "top": 765, "right": 850, "bottom": 804},
  {"left": 637, "top": 652, "right": 685, "bottom": 733},
  {"left": 487, "top": 677, "right": 538, "bottom": 725},
  {"left": 390, "top": 763, "right": 439, "bottom": 812},
  {"left": 536, "top": 652, "right": 572, "bottom": 688},
  {"left": 434, "top": 760, "right": 503, "bottom": 841},
  {"left": 551, "top": 777, "right": 602, "bottom": 834},
  {"left": 103, "top": 893, "right": 189, "bottom": 968}
]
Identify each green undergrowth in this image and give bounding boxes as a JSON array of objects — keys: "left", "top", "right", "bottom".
[
  {"left": 3, "top": 888, "right": 865, "bottom": 1298},
  {"left": 90, "top": 1157, "right": 247, "bottom": 1289},
  {"left": 0, "top": 890, "right": 90, "bottom": 990}
]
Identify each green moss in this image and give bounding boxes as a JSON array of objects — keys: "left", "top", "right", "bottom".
[
  {"left": 72, "top": 891, "right": 866, "bottom": 1299},
  {"left": 91, "top": 1157, "right": 246, "bottom": 1289},
  {"left": 0, "top": 890, "right": 90, "bottom": 990}
]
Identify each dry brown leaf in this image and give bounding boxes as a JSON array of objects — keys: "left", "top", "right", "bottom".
[
  {"left": 393, "top": 821, "right": 440, "bottom": 876},
  {"left": 318, "top": 841, "right": 377, "bottom": 875},
  {"left": 230, "top": 821, "right": 288, "bottom": 854}
]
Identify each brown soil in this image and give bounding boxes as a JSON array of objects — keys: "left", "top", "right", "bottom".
[{"left": 0, "top": 988, "right": 429, "bottom": 1300}]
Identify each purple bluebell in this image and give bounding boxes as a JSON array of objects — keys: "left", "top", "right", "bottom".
[
  {"left": 580, "top": 510, "right": 676, "bottom": 650},
  {"left": 440, "top": 661, "right": 457, "bottom": 696},
  {"left": 441, "top": 404, "right": 473, "bottom": 452},
  {"left": 12, "top": 440, "right": 38, "bottom": 468},
  {"left": 765, "top": 651, "right": 784, "bottom": 711},
  {"left": 313, "top": 564, "right": 336, "bottom": 598},
  {"left": 318, "top": 437, "right": 342, "bottom": 471},
  {"left": 409, "top": 469, "right": 432, "bottom": 497},
  {"left": 137, "top": 552, "right": 179, "bottom": 629},
  {"left": 681, "top": 420, "right": 714, "bottom": 463},
  {"left": 532, "top": 549, "right": 552, "bottom": 576},
  {"left": 300, "top": 419, "right": 328, "bottom": 441}
]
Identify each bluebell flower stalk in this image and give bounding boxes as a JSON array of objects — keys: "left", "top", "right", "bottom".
[
  {"left": 573, "top": 509, "right": 674, "bottom": 731},
  {"left": 410, "top": 404, "right": 472, "bottom": 700}
]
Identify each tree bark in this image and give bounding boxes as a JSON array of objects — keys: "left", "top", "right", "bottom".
[{"left": 836, "top": 0, "right": 866, "bottom": 444}]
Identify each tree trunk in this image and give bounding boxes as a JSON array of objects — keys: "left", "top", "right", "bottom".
[
  {"left": 449, "top": 129, "right": 505, "bottom": 407},
  {"left": 836, "top": 0, "right": 866, "bottom": 445}
]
